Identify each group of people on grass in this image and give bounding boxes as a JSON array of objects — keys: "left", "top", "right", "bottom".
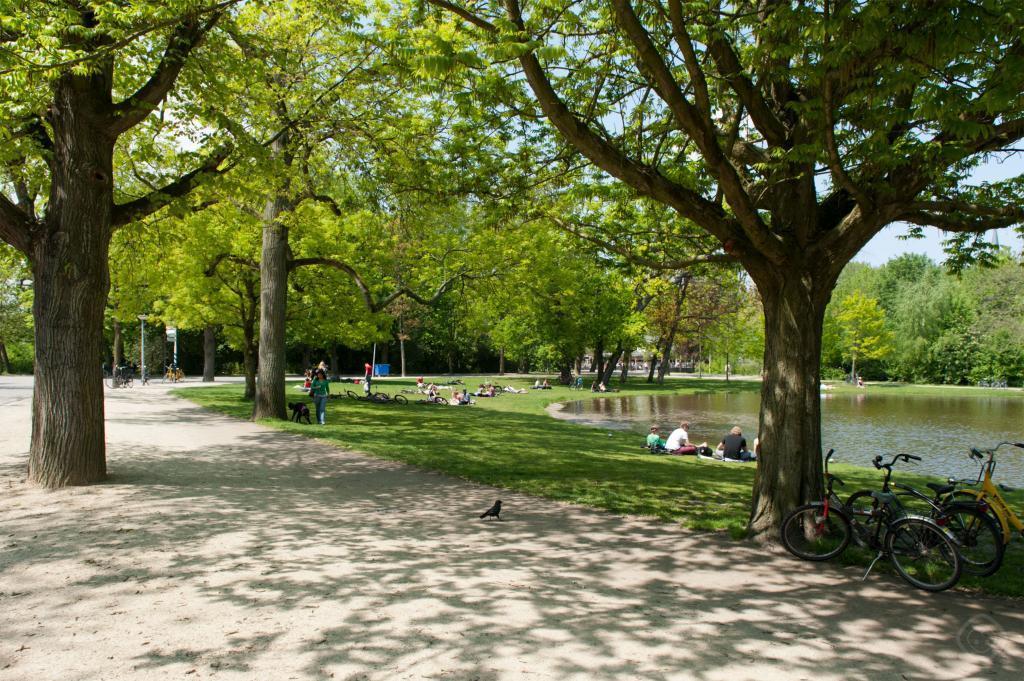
[{"left": 646, "top": 421, "right": 758, "bottom": 462}]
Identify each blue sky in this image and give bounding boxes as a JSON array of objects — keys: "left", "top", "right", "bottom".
[{"left": 854, "top": 154, "right": 1023, "bottom": 266}]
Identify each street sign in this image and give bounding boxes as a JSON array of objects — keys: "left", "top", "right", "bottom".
[{"left": 166, "top": 327, "right": 177, "bottom": 341}]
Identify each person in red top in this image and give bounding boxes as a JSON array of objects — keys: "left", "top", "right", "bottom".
[{"left": 364, "top": 361, "right": 373, "bottom": 393}]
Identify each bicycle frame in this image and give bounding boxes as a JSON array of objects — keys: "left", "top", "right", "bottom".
[{"left": 959, "top": 452, "right": 1024, "bottom": 542}]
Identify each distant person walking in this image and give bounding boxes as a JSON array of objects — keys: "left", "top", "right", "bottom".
[
  {"left": 310, "top": 368, "right": 330, "bottom": 425},
  {"left": 364, "top": 361, "right": 373, "bottom": 394}
]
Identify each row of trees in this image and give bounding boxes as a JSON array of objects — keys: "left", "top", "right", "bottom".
[
  {"left": 823, "top": 253, "right": 1024, "bottom": 386},
  {"left": 2, "top": 1, "right": 1022, "bottom": 539}
]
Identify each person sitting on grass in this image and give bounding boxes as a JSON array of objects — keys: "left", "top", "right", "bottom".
[
  {"left": 646, "top": 426, "right": 667, "bottom": 452},
  {"left": 541, "top": 379, "right": 551, "bottom": 389},
  {"left": 533, "top": 379, "right": 542, "bottom": 389},
  {"left": 718, "top": 426, "right": 756, "bottom": 462},
  {"left": 416, "top": 376, "right": 425, "bottom": 392},
  {"left": 503, "top": 384, "right": 527, "bottom": 394},
  {"left": 665, "top": 420, "right": 702, "bottom": 455}
]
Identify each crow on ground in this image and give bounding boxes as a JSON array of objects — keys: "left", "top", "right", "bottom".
[{"left": 480, "top": 499, "right": 502, "bottom": 520}]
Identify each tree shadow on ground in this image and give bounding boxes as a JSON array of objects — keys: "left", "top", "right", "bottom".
[{"left": 2, "top": 409, "right": 1021, "bottom": 680}]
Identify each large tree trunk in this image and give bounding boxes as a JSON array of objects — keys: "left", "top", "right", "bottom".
[
  {"left": 0, "top": 341, "right": 9, "bottom": 373},
  {"left": 252, "top": 148, "right": 290, "bottom": 420},
  {"left": 27, "top": 74, "right": 114, "bottom": 487},
  {"left": 558, "top": 361, "right": 572, "bottom": 384},
  {"left": 746, "top": 267, "right": 834, "bottom": 540},
  {"left": 592, "top": 338, "right": 604, "bottom": 377},
  {"left": 657, "top": 337, "right": 674, "bottom": 383},
  {"left": 243, "top": 332, "right": 257, "bottom": 401},
  {"left": 112, "top": 318, "right": 123, "bottom": 368},
  {"left": 202, "top": 324, "right": 216, "bottom": 381},
  {"left": 601, "top": 342, "right": 624, "bottom": 386},
  {"left": 498, "top": 347, "right": 505, "bottom": 375},
  {"left": 646, "top": 352, "right": 658, "bottom": 382}
]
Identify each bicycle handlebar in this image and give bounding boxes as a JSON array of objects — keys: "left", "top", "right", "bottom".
[
  {"left": 873, "top": 453, "right": 921, "bottom": 470},
  {"left": 970, "top": 442, "right": 1024, "bottom": 460}
]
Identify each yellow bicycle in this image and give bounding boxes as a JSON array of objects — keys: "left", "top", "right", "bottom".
[
  {"left": 952, "top": 442, "right": 1024, "bottom": 545},
  {"left": 163, "top": 366, "right": 185, "bottom": 383}
]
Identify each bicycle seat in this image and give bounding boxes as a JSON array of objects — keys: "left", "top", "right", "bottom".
[{"left": 926, "top": 482, "right": 954, "bottom": 495}]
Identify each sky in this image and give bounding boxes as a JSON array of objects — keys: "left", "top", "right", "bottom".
[{"left": 853, "top": 154, "right": 1023, "bottom": 266}]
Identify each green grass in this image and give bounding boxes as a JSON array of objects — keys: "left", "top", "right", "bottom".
[{"left": 175, "top": 376, "right": 1024, "bottom": 598}]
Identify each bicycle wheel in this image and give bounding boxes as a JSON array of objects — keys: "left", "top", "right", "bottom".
[
  {"left": 937, "top": 505, "right": 1005, "bottom": 577},
  {"left": 346, "top": 390, "right": 360, "bottom": 401},
  {"left": 123, "top": 375, "right": 133, "bottom": 388},
  {"left": 393, "top": 394, "right": 408, "bottom": 405},
  {"left": 886, "top": 517, "right": 962, "bottom": 592},
  {"left": 435, "top": 396, "right": 449, "bottom": 406},
  {"left": 780, "top": 504, "right": 851, "bottom": 561}
]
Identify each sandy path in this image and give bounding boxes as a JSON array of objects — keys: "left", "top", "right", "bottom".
[{"left": 0, "top": 376, "right": 1021, "bottom": 681}]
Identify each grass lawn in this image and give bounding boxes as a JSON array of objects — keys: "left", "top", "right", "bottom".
[{"left": 176, "top": 376, "right": 1024, "bottom": 598}]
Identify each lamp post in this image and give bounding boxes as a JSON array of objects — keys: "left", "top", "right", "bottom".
[{"left": 138, "top": 314, "right": 148, "bottom": 383}]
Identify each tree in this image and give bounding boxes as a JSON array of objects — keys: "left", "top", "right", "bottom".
[
  {"left": 421, "top": 0, "right": 1024, "bottom": 537},
  {"left": 834, "top": 292, "right": 894, "bottom": 383},
  {"left": 0, "top": 246, "right": 32, "bottom": 373},
  {"left": 0, "top": 2, "right": 240, "bottom": 486}
]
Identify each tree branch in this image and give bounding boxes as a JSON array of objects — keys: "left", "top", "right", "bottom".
[
  {"left": 548, "top": 214, "right": 734, "bottom": 272},
  {"left": 110, "top": 17, "right": 213, "bottom": 133},
  {"left": 0, "top": 193, "right": 32, "bottom": 254},
  {"left": 205, "top": 252, "right": 259, "bottom": 277},
  {"left": 111, "top": 145, "right": 232, "bottom": 227},
  {"left": 289, "top": 257, "right": 493, "bottom": 313},
  {"left": 609, "top": 0, "right": 776, "bottom": 257},
  {"left": 480, "top": 0, "right": 736, "bottom": 246}
]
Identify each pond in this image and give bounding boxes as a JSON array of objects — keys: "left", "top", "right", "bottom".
[{"left": 553, "top": 390, "right": 1024, "bottom": 486}]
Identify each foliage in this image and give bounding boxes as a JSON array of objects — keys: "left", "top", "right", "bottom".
[
  {"left": 824, "top": 252, "right": 1024, "bottom": 385},
  {"left": 0, "top": 245, "right": 32, "bottom": 372},
  {"left": 834, "top": 291, "right": 894, "bottom": 378}
]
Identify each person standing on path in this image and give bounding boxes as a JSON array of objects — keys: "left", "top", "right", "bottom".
[{"left": 310, "top": 369, "right": 330, "bottom": 425}]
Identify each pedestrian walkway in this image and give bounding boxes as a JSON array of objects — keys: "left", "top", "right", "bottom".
[{"left": 0, "top": 376, "right": 1020, "bottom": 680}]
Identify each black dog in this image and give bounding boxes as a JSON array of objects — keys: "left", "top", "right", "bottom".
[
  {"left": 288, "top": 402, "right": 312, "bottom": 424},
  {"left": 479, "top": 499, "right": 502, "bottom": 520}
]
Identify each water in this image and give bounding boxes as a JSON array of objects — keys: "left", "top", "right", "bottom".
[{"left": 555, "top": 391, "right": 1024, "bottom": 486}]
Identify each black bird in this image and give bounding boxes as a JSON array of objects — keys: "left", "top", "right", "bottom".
[{"left": 480, "top": 499, "right": 502, "bottom": 520}]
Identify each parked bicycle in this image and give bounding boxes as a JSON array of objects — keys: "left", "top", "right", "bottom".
[
  {"left": 846, "top": 459, "right": 1004, "bottom": 577},
  {"left": 105, "top": 365, "right": 133, "bottom": 389},
  {"left": 780, "top": 450, "right": 963, "bottom": 592},
  {"left": 345, "top": 389, "right": 408, "bottom": 405},
  {"left": 163, "top": 365, "right": 184, "bottom": 383},
  {"left": 948, "top": 442, "right": 1024, "bottom": 548}
]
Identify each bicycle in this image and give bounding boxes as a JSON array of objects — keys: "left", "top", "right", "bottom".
[
  {"left": 163, "top": 366, "right": 184, "bottom": 383},
  {"left": 948, "top": 442, "right": 1024, "bottom": 548},
  {"left": 105, "top": 365, "right": 133, "bottom": 389},
  {"left": 846, "top": 458, "right": 1004, "bottom": 577},
  {"left": 345, "top": 389, "right": 408, "bottom": 405},
  {"left": 780, "top": 450, "right": 963, "bottom": 592}
]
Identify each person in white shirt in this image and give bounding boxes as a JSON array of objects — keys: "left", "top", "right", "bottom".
[{"left": 665, "top": 421, "right": 698, "bottom": 454}]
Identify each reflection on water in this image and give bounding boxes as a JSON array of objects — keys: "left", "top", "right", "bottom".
[{"left": 558, "top": 392, "right": 1024, "bottom": 486}]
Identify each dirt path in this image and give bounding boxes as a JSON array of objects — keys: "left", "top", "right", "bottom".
[{"left": 0, "top": 376, "right": 1021, "bottom": 680}]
